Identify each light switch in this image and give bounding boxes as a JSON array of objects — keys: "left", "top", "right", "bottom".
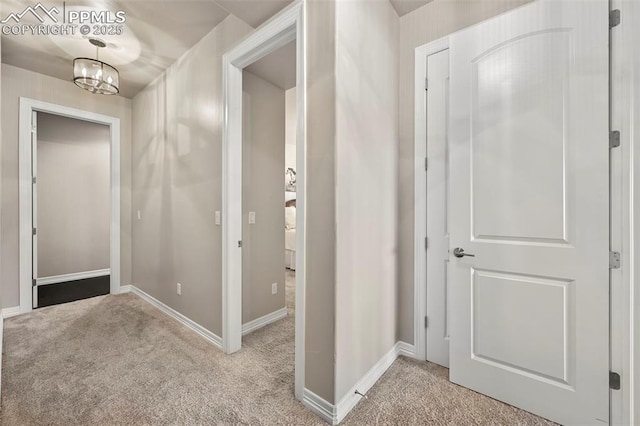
[
  {"left": 215, "top": 211, "right": 221, "bottom": 226},
  {"left": 137, "top": 210, "right": 141, "bottom": 220},
  {"left": 248, "top": 212, "right": 256, "bottom": 224}
]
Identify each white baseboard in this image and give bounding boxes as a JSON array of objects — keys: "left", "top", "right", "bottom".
[
  {"left": 397, "top": 341, "right": 417, "bottom": 358},
  {"left": 303, "top": 388, "right": 337, "bottom": 424},
  {"left": 37, "top": 268, "right": 110, "bottom": 286},
  {"left": 118, "top": 285, "right": 132, "bottom": 294},
  {"left": 302, "top": 340, "right": 414, "bottom": 425},
  {"left": 0, "top": 314, "right": 3, "bottom": 397},
  {"left": 127, "top": 285, "right": 222, "bottom": 349},
  {"left": 2, "top": 306, "right": 21, "bottom": 319},
  {"left": 242, "top": 307, "right": 287, "bottom": 336}
]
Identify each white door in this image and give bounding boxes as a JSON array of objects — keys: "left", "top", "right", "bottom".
[
  {"left": 426, "top": 48, "right": 450, "bottom": 368},
  {"left": 448, "top": 1, "right": 610, "bottom": 424}
]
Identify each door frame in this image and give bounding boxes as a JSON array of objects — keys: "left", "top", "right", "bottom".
[
  {"left": 18, "top": 98, "right": 121, "bottom": 313},
  {"left": 221, "top": 0, "right": 306, "bottom": 400},
  {"left": 413, "top": 36, "right": 450, "bottom": 362},
  {"left": 413, "top": 2, "right": 632, "bottom": 421},
  {"left": 609, "top": 0, "right": 639, "bottom": 423}
]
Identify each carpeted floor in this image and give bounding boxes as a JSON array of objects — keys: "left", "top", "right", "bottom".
[{"left": 1, "top": 270, "right": 554, "bottom": 425}]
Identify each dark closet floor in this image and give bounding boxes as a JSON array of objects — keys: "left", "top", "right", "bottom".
[{"left": 37, "top": 276, "right": 110, "bottom": 308}]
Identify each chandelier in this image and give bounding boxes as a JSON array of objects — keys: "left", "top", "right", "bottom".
[{"left": 73, "top": 38, "right": 120, "bottom": 95}]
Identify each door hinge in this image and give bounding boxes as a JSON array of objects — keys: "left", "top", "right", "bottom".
[
  {"left": 32, "top": 176, "right": 36, "bottom": 184},
  {"left": 425, "top": 77, "right": 428, "bottom": 91},
  {"left": 237, "top": 240, "right": 242, "bottom": 248},
  {"left": 425, "top": 316, "right": 428, "bottom": 328},
  {"left": 610, "top": 9, "right": 620, "bottom": 29},
  {"left": 425, "top": 157, "right": 428, "bottom": 171},
  {"left": 610, "top": 251, "right": 621, "bottom": 269},
  {"left": 425, "top": 237, "right": 429, "bottom": 249},
  {"left": 32, "top": 278, "right": 36, "bottom": 287},
  {"left": 32, "top": 227, "right": 37, "bottom": 236},
  {"left": 610, "top": 371, "right": 621, "bottom": 390},
  {"left": 610, "top": 130, "right": 620, "bottom": 149}
]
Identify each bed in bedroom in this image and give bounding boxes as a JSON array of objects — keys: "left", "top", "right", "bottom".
[{"left": 285, "top": 191, "right": 296, "bottom": 270}]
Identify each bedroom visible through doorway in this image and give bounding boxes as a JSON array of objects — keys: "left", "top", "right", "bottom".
[{"left": 241, "top": 39, "right": 297, "bottom": 341}]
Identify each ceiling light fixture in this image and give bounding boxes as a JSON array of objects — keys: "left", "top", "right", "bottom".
[{"left": 73, "top": 38, "right": 120, "bottom": 95}]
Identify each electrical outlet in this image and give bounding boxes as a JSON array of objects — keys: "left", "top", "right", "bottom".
[
  {"left": 248, "top": 212, "right": 256, "bottom": 224},
  {"left": 177, "top": 283, "right": 182, "bottom": 295},
  {"left": 271, "top": 282, "right": 277, "bottom": 295}
]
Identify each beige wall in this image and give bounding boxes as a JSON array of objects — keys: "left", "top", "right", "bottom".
[
  {"left": 304, "top": 0, "right": 338, "bottom": 403},
  {"left": 37, "top": 113, "right": 111, "bottom": 277},
  {"left": 242, "top": 71, "right": 286, "bottom": 323},
  {"left": 131, "top": 15, "right": 252, "bottom": 335},
  {"left": 396, "top": 0, "right": 533, "bottom": 344},
  {"left": 334, "top": 0, "right": 399, "bottom": 402},
  {"left": 1, "top": 64, "right": 132, "bottom": 309}
]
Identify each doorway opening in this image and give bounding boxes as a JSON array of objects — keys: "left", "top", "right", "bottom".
[
  {"left": 34, "top": 112, "right": 111, "bottom": 308},
  {"left": 240, "top": 40, "right": 297, "bottom": 340},
  {"left": 19, "top": 98, "right": 121, "bottom": 314},
  {"left": 222, "top": 2, "right": 306, "bottom": 400}
]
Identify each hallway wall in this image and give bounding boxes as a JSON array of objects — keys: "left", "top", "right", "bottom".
[
  {"left": 334, "top": 0, "right": 399, "bottom": 403},
  {"left": 131, "top": 15, "right": 252, "bottom": 336},
  {"left": 303, "top": 0, "right": 338, "bottom": 403}
]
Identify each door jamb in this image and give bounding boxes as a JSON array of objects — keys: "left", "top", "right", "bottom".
[
  {"left": 609, "top": 0, "right": 638, "bottom": 423},
  {"left": 221, "top": 0, "right": 306, "bottom": 401},
  {"left": 414, "top": 36, "right": 450, "bottom": 362},
  {"left": 18, "top": 97, "right": 121, "bottom": 313}
]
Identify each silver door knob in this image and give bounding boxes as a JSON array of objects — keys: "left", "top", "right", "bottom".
[{"left": 453, "top": 247, "right": 475, "bottom": 258}]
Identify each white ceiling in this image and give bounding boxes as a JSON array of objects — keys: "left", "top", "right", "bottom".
[
  {"left": 390, "top": 0, "right": 433, "bottom": 17},
  {"left": 245, "top": 40, "right": 296, "bottom": 90},
  {"left": 0, "top": 0, "right": 293, "bottom": 98},
  {"left": 215, "top": 0, "right": 293, "bottom": 28},
  {"left": 1, "top": 0, "right": 429, "bottom": 98}
]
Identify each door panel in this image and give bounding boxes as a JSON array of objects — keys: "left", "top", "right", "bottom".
[
  {"left": 449, "top": 1, "right": 609, "bottom": 424},
  {"left": 471, "top": 31, "right": 570, "bottom": 244},
  {"left": 471, "top": 269, "right": 573, "bottom": 385},
  {"left": 426, "top": 48, "right": 450, "bottom": 367}
]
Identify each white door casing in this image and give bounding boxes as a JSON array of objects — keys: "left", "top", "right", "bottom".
[
  {"left": 222, "top": 1, "right": 306, "bottom": 400},
  {"left": 18, "top": 98, "right": 121, "bottom": 313},
  {"left": 448, "top": 1, "right": 610, "bottom": 425},
  {"left": 426, "top": 48, "right": 450, "bottom": 368}
]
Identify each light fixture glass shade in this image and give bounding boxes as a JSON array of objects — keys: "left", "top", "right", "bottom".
[{"left": 73, "top": 58, "right": 119, "bottom": 95}]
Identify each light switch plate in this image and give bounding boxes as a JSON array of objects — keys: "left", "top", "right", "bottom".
[
  {"left": 248, "top": 212, "right": 256, "bottom": 224},
  {"left": 215, "top": 211, "right": 221, "bottom": 226}
]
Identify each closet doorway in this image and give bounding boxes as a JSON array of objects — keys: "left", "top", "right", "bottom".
[{"left": 19, "top": 99, "right": 121, "bottom": 313}]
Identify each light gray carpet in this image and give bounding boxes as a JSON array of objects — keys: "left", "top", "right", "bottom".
[{"left": 2, "top": 271, "right": 554, "bottom": 425}]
